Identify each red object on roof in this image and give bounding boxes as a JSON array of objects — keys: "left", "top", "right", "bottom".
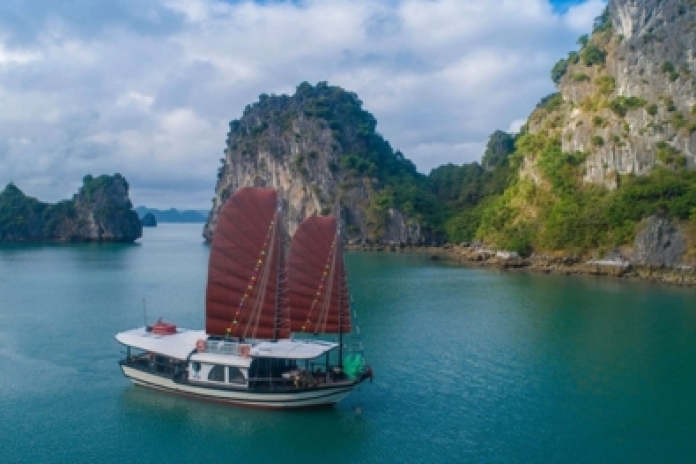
[
  {"left": 150, "top": 319, "right": 177, "bottom": 335},
  {"left": 288, "top": 216, "right": 351, "bottom": 334},
  {"left": 205, "top": 187, "right": 289, "bottom": 340}
]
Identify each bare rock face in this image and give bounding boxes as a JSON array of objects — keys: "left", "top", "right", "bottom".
[
  {"left": 0, "top": 174, "right": 142, "bottom": 242},
  {"left": 632, "top": 215, "right": 687, "bottom": 267},
  {"left": 204, "top": 82, "right": 437, "bottom": 245},
  {"left": 383, "top": 208, "right": 426, "bottom": 245},
  {"left": 545, "top": 0, "right": 696, "bottom": 189},
  {"left": 70, "top": 174, "right": 142, "bottom": 241}
]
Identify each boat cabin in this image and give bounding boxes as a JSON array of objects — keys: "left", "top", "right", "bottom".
[{"left": 116, "top": 327, "right": 349, "bottom": 392}]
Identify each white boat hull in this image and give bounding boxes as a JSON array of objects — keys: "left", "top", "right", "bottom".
[{"left": 121, "top": 365, "right": 356, "bottom": 409}]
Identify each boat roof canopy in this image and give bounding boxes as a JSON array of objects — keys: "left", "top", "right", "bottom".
[
  {"left": 116, "top": 327, "right": 204, "bottom": 360},
  {"left": 116, "top": 328, "right": 338, "bottom": 362},
  {"left": 251, "top": 339, "right": 338, "bottom": 359}
]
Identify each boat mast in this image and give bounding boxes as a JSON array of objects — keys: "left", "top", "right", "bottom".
[
  {"left": 336, "top": 199, "right": 344, "bottom": 370},
  {"left": 273, "top": 200, "right": 282, "bottom": 342},
  {"left": 337, "top": 228, "right": 344, "bottom": 369}
]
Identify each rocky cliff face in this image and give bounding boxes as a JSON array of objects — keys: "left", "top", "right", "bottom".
[
  {"left": 472, "top": 0, "right": 696, "bottom": 267},
  {"left": 204, "top": 82, "right": 441, "bottom": 245},
  {"left": 0, "top": 174, "right": 142, "bottom": 242},
  {"left": 632, "top": 215, "right": 688, "bottom": 267},
  {"left": 551, "top": 0, "right": 696, "bottom": 188}
]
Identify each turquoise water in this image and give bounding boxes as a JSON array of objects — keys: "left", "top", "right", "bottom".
[{"left": 1, "top": 224, "right": 695, "bottom": 463}]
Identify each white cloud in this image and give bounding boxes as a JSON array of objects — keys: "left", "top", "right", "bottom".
[
  {"left": 508, "top": 119, "right": 528, "bottom": 134},
  {"left": 0, "top": 0, "right": 606, "bottom": 209},
  {"left": 410, "top": 141, "right": 488, "bottom": 172},
  {"left": 116, "top": 92, "right": 155, "bottom": 109},
  {"left": 0, "top": 43, "right": 40, "bottom": 65},
  {"left": 563, "top": 0, "right": 607, "bottom": 32}
]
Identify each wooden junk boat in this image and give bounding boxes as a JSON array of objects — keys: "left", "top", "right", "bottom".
[{"left": 116, "top": 187, "right": 371, "bottom": 409}]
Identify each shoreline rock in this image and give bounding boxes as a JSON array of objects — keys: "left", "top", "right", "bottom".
[{"left": 345, "top": 243, "right": 696, "bottom": 286}]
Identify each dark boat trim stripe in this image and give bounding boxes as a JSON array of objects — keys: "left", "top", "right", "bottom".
[
  {"left": 120, "top": 361, "right": 357, "bottom": 395},
  {"left": 121, "top": 366, "right": 354, "bottom": 405}
]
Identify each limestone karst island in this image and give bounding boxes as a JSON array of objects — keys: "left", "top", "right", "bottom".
[
  {"left": 0, "top": 174, "right": 141, "bottom": 242},
  {"left": 206, "top": 0, "right": 696, "bottom": 285},
  {"left": 2, "top": 0, "right": 696, "bottom": 285}
]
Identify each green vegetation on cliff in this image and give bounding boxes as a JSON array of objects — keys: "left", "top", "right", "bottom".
[
  {"left": 432, "top": 126, "right": 696, "bottom": 256},
  {"left": 0, "top": 183, "right": 76, "bottom": 239},
  {"left": 477, "top": 130, "right": 696, "bottom": 255},
  {"left": 297, "top": 83, "right": 445, "bottom": 232},
  {"left": 428, "top": 131, "right": 516, "bottom": 243}
]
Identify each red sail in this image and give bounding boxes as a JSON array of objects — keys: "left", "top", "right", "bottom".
[
  {"left": 205, "top": 187, "right": 289, "bottom": 340},
  {"left": 288, "top": 216, "right": 351, "bottom": 334}
]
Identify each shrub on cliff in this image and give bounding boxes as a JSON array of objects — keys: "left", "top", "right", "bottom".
[
  {"left": 592, "top": 6, "right": 611, "bottom": 33},
  {"left": 0, "top": 183, "right": 46, "bottom": 239},
  {"left": 582, "top": 44, "right": 606, "bottom": 66},
  {"left": 551, "top": 59, "right": 568, "bottom": 84},
  {"left": 608, "top": 96, "right": 646, "bottom": 117}
]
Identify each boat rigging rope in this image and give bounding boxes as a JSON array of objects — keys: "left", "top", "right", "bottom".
[
  {"left": 245, "top": 213, "right": 278, "bottom": 339},
  {"left": 315, "top": 238, "right": 337, "bottom": 333},
  {"left": 228, "top": 214, "right": 276, "bottom": 339}
]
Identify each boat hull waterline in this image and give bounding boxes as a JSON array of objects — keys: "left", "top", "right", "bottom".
[{"left": 120, "top": 364, "right": 357, "bottom": 409}]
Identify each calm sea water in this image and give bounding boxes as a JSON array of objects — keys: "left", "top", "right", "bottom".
[{"left": 1, "top": 224, "right": 695, "bottom": 463}]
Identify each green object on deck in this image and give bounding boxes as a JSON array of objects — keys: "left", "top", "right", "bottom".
[{"left": 343, "top": 353, "right": 364, "bottom": 380}]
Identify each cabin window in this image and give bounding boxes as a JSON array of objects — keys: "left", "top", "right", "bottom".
[
  {"left": 208, "top": 364, "right": 225, "bottom": 382},
  {"left": 228, "top": 367, "right": 246, "bottom": 384}
]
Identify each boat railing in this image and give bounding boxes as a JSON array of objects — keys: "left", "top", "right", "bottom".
[
  {"left": 122, "top": 353, "right": 184, "bottom": 379},
  {"left": 289, "top": 338, "right": 337, "bottom": 347},
  {"left": 203, "top": 339, "right": 240, "bottom": 355},
  {"left": 248, "top": 371, "right": 348, "bottom": 389},
  {"left": 203, "top": 338, "right": 336, "bottom": 355}
]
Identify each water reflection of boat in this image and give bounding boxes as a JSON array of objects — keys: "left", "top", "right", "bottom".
[{"left": 116, "top": 187, "right": 371, "bottom": 409}]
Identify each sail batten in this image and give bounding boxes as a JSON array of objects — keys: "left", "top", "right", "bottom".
[
  {"left": 288, "top": 216, "right": 351, "bottom": 334},
  {"left": 205, "top": 187, "right": 289, "bottom": 340}
]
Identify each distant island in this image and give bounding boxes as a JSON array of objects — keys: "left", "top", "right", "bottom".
[
  {"left": 141, "top": 212, "right": 157, "bottom": 227},
  {"left": 135, "top": 207, "right": 207, "bottom": 223},
  {"left": 0, "top": 174, "right": 142, "bottom": 242}
]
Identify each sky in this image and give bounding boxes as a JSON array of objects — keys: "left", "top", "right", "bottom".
[{"left": 0, "top": 0, "right": 606, "bottom": 209}]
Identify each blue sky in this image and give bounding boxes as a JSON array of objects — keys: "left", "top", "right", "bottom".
[
  {"left": 551, "top": 0, "right": 590, "bottom": 12},
  {"left": 0, "top": 0, "right": 606, "bottom": 209}
]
